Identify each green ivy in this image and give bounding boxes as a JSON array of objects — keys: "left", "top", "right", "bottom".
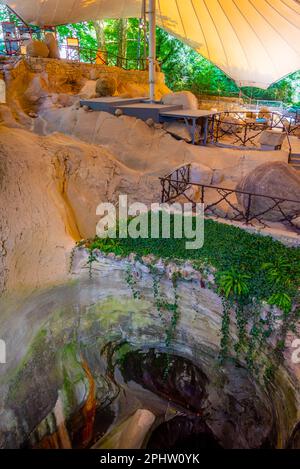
[
  {"left": 125, "top": 265, "right": 141, "bottom": 300},
  {"left": 83, "top": 216, "right": 300, "bottom": 380}
]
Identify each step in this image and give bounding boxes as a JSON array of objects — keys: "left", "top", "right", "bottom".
[{"left": 290, "top": 157, "right": 300, "bottom": 164}]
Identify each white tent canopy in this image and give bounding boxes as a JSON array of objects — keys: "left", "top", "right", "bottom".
[{"left": 3, "top": 0, "right": 300, "bottom": 88}]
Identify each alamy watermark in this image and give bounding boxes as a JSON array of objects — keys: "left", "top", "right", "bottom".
[
  {"left": 291, "top": 339, "right": 300, "bottom": 364},
  {"left": 0, "top": 339, "right": 6, "bottom": 364},
  {"left": 96, "top": 195, "right": 204, "bottom": 250}
]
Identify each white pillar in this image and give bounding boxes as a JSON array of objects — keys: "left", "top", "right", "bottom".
[{"left": 148, "top": 0, "right": 156, "bottom": 103}]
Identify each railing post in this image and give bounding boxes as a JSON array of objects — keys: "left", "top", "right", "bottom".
[
  {"left": 243, "top": 123, "right": 247, "bottom": 146},
  {"left": 210, "top": 116, "right": 215, "bottom": 143},
  {"left": 216, "top": 117, "right": 220, "bottom": 142},
  {"left": 161, "top": 178, "right": 165, "bottom": 203},
  {"left": 201, "top": 186, "right": 205, "bottom": 204},
  {"left": 245, "top": 194, "right": 252, "bottom": 224}
]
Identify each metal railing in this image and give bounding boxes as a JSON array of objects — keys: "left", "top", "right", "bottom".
[
  {"left": 254, "top": 100, "right": 285, "bottom": 112},
  {"left": 208, "top": 110, "right": 295, "bottom": 159},
  {"left": 0, "top": 39, "right": 147, "bottom": 70},
  {"left": 59, "top": 45, "right": 147, "bottom": 70},
  {"left": 160, "top": 164, "right": 300, "bottom": 232}
]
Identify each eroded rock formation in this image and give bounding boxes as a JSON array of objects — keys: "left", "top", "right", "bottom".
[
  {"left": 0, "top": 125, "right": 160, "bottom": 294},
  {"left": 0, "top": 252, "right": 299, "bottom": 449},
  {"left": 237, "top": 161, "right": 300, "bottom": 221}
]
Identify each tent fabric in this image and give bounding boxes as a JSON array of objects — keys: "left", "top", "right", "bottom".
[{"left": 3, "top": 0, "right": 300, "bottom": 88}]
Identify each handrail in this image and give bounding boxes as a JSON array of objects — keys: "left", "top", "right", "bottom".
[
  {"left": 160, "top": 164, "right": 300, "bottom": 231},
  {"left": 0, "top": 40, "right": 147, "bottom": 70},
  {"left": 208, "top": 110, "right": 295, "bottom": 160},
  {"left": 162, "top": 178, "right": 300, "bottom": 204},
  {"left": 60, "top": 45, "right": 147, "bottom": 70}
]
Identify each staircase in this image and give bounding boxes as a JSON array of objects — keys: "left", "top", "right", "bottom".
[
  {"left": 289, "top": 136, "right": 300, "bottom": 171},
  {"left": 290, "top": 153, "right": 300, "bottom": 171}
]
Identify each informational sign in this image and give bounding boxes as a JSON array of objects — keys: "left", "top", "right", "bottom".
[{"left": 1, "top": 21, "right": 20, "bottom": 55}]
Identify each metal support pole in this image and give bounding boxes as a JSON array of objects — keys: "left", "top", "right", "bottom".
[
  {"left": 142, "top": 0, "right": 147, "bottom": 70},
  {"left": 148, "top": 0, "right": 156, "bottom": 103}
]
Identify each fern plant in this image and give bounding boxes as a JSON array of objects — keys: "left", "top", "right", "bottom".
[
  {"left": 262, "top": 257, "right": 300, "bottom": 289},
  {"left": 268, "top": 292, "right": 292, "bottom": 315},
  {"left": 91, "top": 237, "right": 124, "bottom": 256},
  {"left": 218, "top": 268, "right": 250, "bottom": 298}
]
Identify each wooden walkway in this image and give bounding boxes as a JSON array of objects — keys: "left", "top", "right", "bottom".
[{"left": 79, "top": 97, "right": 217, "bottom": 145}]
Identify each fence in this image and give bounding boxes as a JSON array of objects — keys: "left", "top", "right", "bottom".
[
  {"left": 255, "top": 100, "right": 285, "bottom": 112},
  {"left": 0, "top": 40, "right": 147, "bottom": 70},
  {"left": 208, "top": 110, "right": 295, "bottom": 158},
  {"left": 160, "top": 164, "right": 300, "bottom": 232}
]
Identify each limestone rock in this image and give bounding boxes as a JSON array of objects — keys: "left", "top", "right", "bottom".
[
  {"left": 95, "top": 76, "right": 117, "bottom": 97},
  {"left": 293, "top": 216, "right": 300, "bottom": 229},
  {"left": 26, "top": 40, "right": 49, "bottom": 58},
  {"left": 146, "top": 118, "right": 154, "bottom": 127},
  {"left": 189, "top": 162, "right": 213, "bottom": 186},
  {"left": 162, "top": 91, "right": 198, "bottom": 110},
  {"left": 236, "top": 162, "right": 300, "bottom": 221},
  {"left": 0, "top": 77, "right": 5, "bottom": 104},
  {"left": 94, "top": 409, "right": 155, "bottom": 449},
  {"left": 212, "top": 169, "right": 224, "bottom": 185},
  {"left": 258, "top": 107, "right": 271, "bottom": 120},
  {"left": 219, "top": 115, "right": 243, "bottom": 134},
  {"left": 52, "top": 93, "right": 77, "bottom": 108},
  {"left": 79, "top": 80, "right": 97, "bottom": 99},
  {"left": 163, "top": 121, "right": 200, "bottom": 143},
  {"left": 178, "top": 162, "right": 213, "bottom": 203},
  {"left": 259, "top": 130, "right": 286, "bottom": 148},
  {"left": 44, "top": 33, "right": 60, "bottom": 59}
]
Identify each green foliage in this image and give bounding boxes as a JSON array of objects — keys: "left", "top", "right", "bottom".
[
  {"left": 1, "top": 3, "right": 299, "bottom": 103},
  {"left": 84, "top": 216, "right": 300, "bottom": 379},
  {"left": 114, "top": 341, "right": 136, "bottom": 366},
  {"left": 87, "top": 250, "right": 98, "bottom": 280},
  {"left": 57, "top": 22, "right": 98, "bottom": 51},
  {"left": 87, "top": 216, "right": 300, "bottom": 311},
  {"left": 219, "top": 298, "right": 231, "bottom": 362},
  {"left": 89, "top": 237, "right": 124, "bottom": 256},
  {"left": 217, "top": 268, "right": 250, "bottom": 298},
  {"left": 125, "top": 265, "right": 141, "bottom": 300},
  {"left": 268, "top": 293, "right": 292, "bottom": 315},
  {"left": 262, "top": 257, "right": 300, "bottom": 290}
]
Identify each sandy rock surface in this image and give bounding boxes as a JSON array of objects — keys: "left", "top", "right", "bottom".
[
  {"left": 0, "top": 125, "right": 159, "bottom": 294},
  {"left": 95, "top": 76, "right": 117, "bottom": 97},
  {"left": 0, "top": 58, "right": 291, "bottom": 294},
  {"left": 44, "top": 33, "right": 60, "bottom": 60},
  {"left": 162, "top": 91, "right": 199, "bottom": 110},
  {"left": 26, "top": 40, "right": 49, "bottom": 58},
  {"left": 95, "top": 409, "right": 156, "bottom": 449},
  {"left": 237, "top": 161, "right": 300, "bottom": 221}
]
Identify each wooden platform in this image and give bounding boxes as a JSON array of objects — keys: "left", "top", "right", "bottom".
[
  {"left": 160, "top": 109, "right": 218, "bottom": 145},
  {"left": 79, "top": 96, "right": 217, "bottom": 145},
  {"left": 160, "top": 109, "right": 218, "bottom": 119},
  {"left": 117, "top": 102, "right": 182, "bottom": 122},
  {"left": 80, "top": 97, "right": 149, "bottom": 113}
]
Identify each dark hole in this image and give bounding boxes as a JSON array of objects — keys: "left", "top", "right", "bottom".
[{"left": 147, "top": 416, "right": 223, "bottom": 449}]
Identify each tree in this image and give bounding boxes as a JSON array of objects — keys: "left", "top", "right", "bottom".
[
  {"left": 116, "top": 19, "right": 127, "bottom": 68},
  {"left": 0, "top": 3, "right": 298, "bottom": 104},
  {"left": 93, "top": 20, "right": 106, "bottom": 51}
]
